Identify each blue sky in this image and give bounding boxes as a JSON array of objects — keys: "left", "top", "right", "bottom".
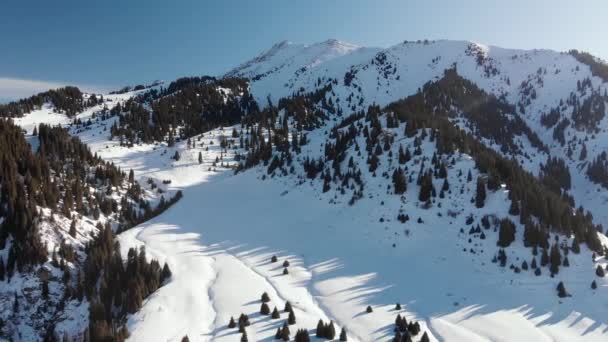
[{"left": 1, "top": 0, "right": 607, "bottom": 99}]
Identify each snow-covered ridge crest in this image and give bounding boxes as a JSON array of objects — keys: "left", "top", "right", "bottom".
[{"left": 224, "top": 38, "right": 363, "bottom": 81}]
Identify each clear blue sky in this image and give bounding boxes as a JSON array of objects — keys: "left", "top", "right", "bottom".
[{"left": 1, "top": 0, "right": 607, "bottom": 99}]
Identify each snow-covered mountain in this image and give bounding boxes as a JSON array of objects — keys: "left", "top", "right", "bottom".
[
  {"left": 2, "top": 38, "right": 608, "bottom": 342},
  {"left": 229, "top": 38, "right": 608, "bottom": 234}
]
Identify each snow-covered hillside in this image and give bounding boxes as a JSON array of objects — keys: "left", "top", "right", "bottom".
[
  {"left": 3, "top": 38, "right": 608, "bottom": 342},
  {"left": 229, "top": 38, "right": 608, "bottom": 234}
]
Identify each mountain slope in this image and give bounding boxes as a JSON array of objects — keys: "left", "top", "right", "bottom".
[
  {"left": 229, "top": 38, "right": 608, "bottom": 232},
  {"left": 3, "top": 38, "right": 608, "bottom": 341}
]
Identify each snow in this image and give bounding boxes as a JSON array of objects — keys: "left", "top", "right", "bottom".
[{"left": 5, "top": 38, "right": 608, "bottom": 341}]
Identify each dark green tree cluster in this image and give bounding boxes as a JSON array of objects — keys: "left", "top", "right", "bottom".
[
  {"left": 0, "top": 86, "right": 95, "bottom": 118},
  {"left": 315, "top": 319, "right": 336, "bottom": 339},
  {"left": 0, "top": 120, "right": 143, "bottom": 274},
  {"left": 540, "top": 157, "right": 571, "bottom": 192},
  {"left": 587, "top": 152, "right": 608, "bottom": 189},
  {"left": 110, "top": 78, "right": 257, "bottom": 145},
  {"left": 84, "top": 226, "right": 171, "bottom": 341}
]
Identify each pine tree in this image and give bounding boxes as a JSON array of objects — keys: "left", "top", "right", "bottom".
[
  {"left": 295, "top": 329, "right": 310, "bottom": 342},
  {"left": 69, "top": 220, "right": 77, "bottom": 238},
  {"left": 271, "top": 306, "right": 280, "bottom": 319},
  {"left": 316, "top": 320, "right": 326, "bottom": 338},
  {"left": 418, "top": 171, "right": 434, "bottom": 202},
  {"left": 281, "top": 323, "right": 291, "bottom": 341},
  {"left": 261, "top": 303, "right": 271, "bottom": 315},
  {"left": 497, "top": 218, "right": 516, "bottom": 247},
  {"left": 42, "top": 280, "right": 49, "bottom": 299},
  {"left": 339, "top": 327, "right": 347, "bottom": 341},
  {"left": 571, "top": 238, "right": 581, "bottom": 254},
  {"left": 392, "top": 167, "right": 407, "bottom": 194},
  {"left": 275, "top": 327, "right": 282, "bottom": 339},
  {"left": 283, "top": 267, "right": 289, "bottom": 275},
  {"left": 596, "top": 265, "right": 605, "bottom": 277},
  {"left": 198, "top": 152, "right": 203, "bottom": 164},
  {"left": 327, "top": 321, "right": 336, "bottom": 339},
  {"left": 181, "top": 336, "right": 190, "bottom": 342},
  {"left": 395, "top": 302, "right": 401, "bottom": 310},
  {"left": 591, "top": 280, "right": 598, "bottom": 289},
  {"left": 261, "top": 292, "right": 271, "bottom": 302},
  {"left": 541, "top": 248, "right": 549, "bottom": 267},
  {"left": 284, "top": 301, "right": 292, "bottom": 312},
  {"left": 283, "top": 260, "right": 290, "bottom": 267},
  {"left": 228, "top": 316, "right": 236, "bottom": 328},
  {"left": 271, "top": 255, "right": 278, "bottom": 263},
  {"left": 550, "top": 244, "right": 561, "bottom": 275},
  {"left": 557, "top": 281, "right": 569, "bottom": 298},
  {"left": 288, "top": 310, "right": 296, "bottom": 325},
  {"left": 161, "top": 263, "right": 172, "bottom": 282},
  {"left": 475, "top": 177, "right": 486, "bottom": 208},
  {"left": 420, "top": 331, "right": 430, "bottom": 342},
  {"left": 366, "top": 305, "right": 373, "bottom": 313},
  {"left": 241, "top": 330, "right": 248, "bottom": 342}
]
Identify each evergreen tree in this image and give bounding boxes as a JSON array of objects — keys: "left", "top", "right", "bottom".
[
  {"left": 198, "top": 152, "right": 203, "bottom": 164},
  {"left": 339, "top": 327, "right": 347, "bottom": 341},
  {"left": 327, "top": 321, "right": 336, "bottom": 339},
  {"left": 420, "top": 331, "right": 430, "bottom": 342},
  {"left": 261, "top": 302, "right": 271, "bottom": 315},
  {"left": 161, "top": 262, "right": 172, "bottom": 283},
  {"left": 181, "top": 336, "right": 190, "bottom": 342},
  {"left": 475, "top": 177, "right": 486, "bottom": 208},
  {"left": 549, "top": 244, "right": 561, "bottom": 275},
  {"left": 392, "top": 167, "right": 407, "bottom": 194},
  {"left": 591, "top": 280, "right": 598, "bottom": 289},
  {"left": 69, "top": 220, "right": 77, "bottom": 238},
  {"left": 228, "top": 316, "right": 236, "bottom": 328},
  {"left": 418, "top": 171, "right": 434, "bottom": 202},
  {"left": 497, "top": 218, "right": 516, "bottom": 247},
  {"left": 288, "top": 310, "right": 296, "bottom": 325},
  {"left": 284, "top": 301, "right": 292, "bottom": 312},
  {"left": 275, "top": 327, "right": 282, "bottom": 339},
  {"left": 316, "top": 320, "right": 326, "bottom": 338},
  {"left": 557, "top": 281, "right": 569, "bottom": 298},
  {"left": 366, "top": 305, "right": 373, "bottom": 313},
  {"left": 280, "top": 323, "right": 291, "bottom": 341},
  {"left": 41, "top": 280, "right": 49, "bottom": 299},
  {"left": 261, "top": 292, "right": 271, "bottom": 302},
  {"left": 271, "top": 306, "right": 280, "bottom": 319},
  {"left": 295, "top": 329, "right": 310, "bottom": 342},
  {"left": 541, "top": 248, "right": 549, "bottom": 267},
  {"left": 596, "top": 265, "right": 605, "bottom": 277}
]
